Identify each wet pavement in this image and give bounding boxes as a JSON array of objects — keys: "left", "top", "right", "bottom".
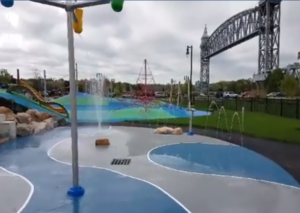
[
  {"left": 0, "top": 168, "right": 32, "bottom": 213},
  {"left": 0, "top": 126, "right": 300, "bottom": 213},
  {"left": 50, "top": 126, "right": 300, "bottom": 213}
]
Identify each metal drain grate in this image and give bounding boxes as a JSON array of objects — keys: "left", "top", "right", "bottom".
[{"left": 111, "top": 158, "right": 131, "bottom": 165}]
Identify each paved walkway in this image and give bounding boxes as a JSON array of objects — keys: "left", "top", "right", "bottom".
[
  {"left": 50, "top": 126, "right": 300, "bottom": 213},
  {"left": 0, "top": 167, "right": 32, "bottom": 213},
  {"left": 0, "top": 126, "right": 299, "bottom": 213}
]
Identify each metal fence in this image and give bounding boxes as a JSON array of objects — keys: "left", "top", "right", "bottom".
[{"left": 192, "top": 97, "right": 300, "bottom": 119}]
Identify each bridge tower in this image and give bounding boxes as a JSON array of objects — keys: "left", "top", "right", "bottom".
[
  {"left": 200, "top": 25, "right": 210, "bottom": 93},
  {"left": 256, "top": 0, "right": 281, "bottom": 81},
  {"left": 199, "top": 1, "right": 282, "bottom": 87}
]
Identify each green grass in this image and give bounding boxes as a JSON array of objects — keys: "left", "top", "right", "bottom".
[
  {"left": 133, "top": 108, "right": 300, "bottom": 145},
  {"left": 194, "top": 98, "right": 300, "bottom": 119}
]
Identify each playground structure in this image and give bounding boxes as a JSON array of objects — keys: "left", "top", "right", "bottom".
[
  {"left": 5, "top": 69, "right": 69, "bottom": 117},
  {"left": 115, "top": 59, "right": 165, "bottom": 112}
]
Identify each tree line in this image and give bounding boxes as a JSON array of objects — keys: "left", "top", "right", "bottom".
[{"left": 0, "top": 68, "right": 299, "bottom": 97}]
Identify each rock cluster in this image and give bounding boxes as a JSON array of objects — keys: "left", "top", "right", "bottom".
[
  {"left": 153, "top": 126, "right": 183, "bottom": 135},
  {"left": 0, "top": 107, "right": 67, "bottom": 137}
]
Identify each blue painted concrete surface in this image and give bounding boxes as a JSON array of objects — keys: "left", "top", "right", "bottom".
[
  {"left": 149, "top": 143, "right": 300, "bottom": 187},
  {"left": 1, "top": 89, "right": 209, "bottom": 123},
  {"left": 0, "top": 128, "right": 188, "bottom": 213}
]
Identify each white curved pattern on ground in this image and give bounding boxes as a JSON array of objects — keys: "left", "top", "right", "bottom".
[
  {"left": 0, "top": 167, "right": 34, "bottom": 213},
  {"left": 49, "top": 126, "right": 300, "bottom": 213},
  {"left": 47, "top": 131, "right": 192, "bottom": 213},
  {"left": 147, "top": 143, "right": 300, "bottom": 190}
]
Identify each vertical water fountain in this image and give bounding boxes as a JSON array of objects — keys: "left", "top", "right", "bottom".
[
  {"left": 204, "top": 101, "right": 245, "bottom": 145},
  {"left": 88, "top": 73, "right": 105, "bottom": 129}
]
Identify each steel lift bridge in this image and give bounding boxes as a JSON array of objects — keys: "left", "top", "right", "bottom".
[{"left": 200, "top": 0, "right": 281, "bottom": 93}]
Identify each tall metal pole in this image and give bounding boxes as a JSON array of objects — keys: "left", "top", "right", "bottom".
[
  {"left": 43, "top": 70, "right": 47, "bottom": 98},
  {"left": 190, "top": 46, "right": 193, "bottom": 107},
  {"left": 16, "top": 69, "right": 20, "bottom": 85},
  {"left": 144, "top": 59, "right": 147, "bottom": 94},
  {"left": 66, "top": 9, "right": 79, "bottom": 188},
  {"left": 75, "top": 63, "right": 78, "bottom": 93}
]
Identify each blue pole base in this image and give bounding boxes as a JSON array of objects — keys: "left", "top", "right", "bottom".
[
  {"left": 67, "top": 186, "right": 85, "bottom": 197},
  {"left": 187, "top": 131, "right": 194, "bottom": 136}
]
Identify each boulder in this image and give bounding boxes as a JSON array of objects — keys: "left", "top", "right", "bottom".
[
  {"left": 153, "top": 126, "right": 174, "bottom": 134},
  {"left": 95, "top": 138, "right": 110, "bottom": 146},
  {"left": 38, "top": 112, "right": 52, "bottom": 122},
  {"left": 43, "top": 117, "right": 55, "bottom": 131},
  {"left": 172, "top": 127, "right": 183, "bottom": 135},
  {"left": 32, "top": 121, "right": 48, "bottom": 135},
  {"left": 0, "top": 106, "right": 16, "bottom": 122},
  {"left": 26, "top": 109, "right": 40, "bottom": 122},
  {"left": 16, "top": 123, "right": 34, "bottom": 137},
  {"left": 26, "top": 109, "right": 52, "bottom": 122},
  {"left": 16, "top": 112, "right": 32, "bottom": 124}
]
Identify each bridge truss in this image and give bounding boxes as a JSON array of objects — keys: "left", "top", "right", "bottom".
[{"left": 200, "top": 0, "right": 281, "bottom": 92}]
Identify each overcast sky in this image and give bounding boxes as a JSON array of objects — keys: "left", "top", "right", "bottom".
[{"left": 0, "top": 1, "right": 299, "bottom": 84}]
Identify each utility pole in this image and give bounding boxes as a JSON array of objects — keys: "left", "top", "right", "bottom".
[{"left": 186, "top": 45, "right": 193, "bottom": 108}]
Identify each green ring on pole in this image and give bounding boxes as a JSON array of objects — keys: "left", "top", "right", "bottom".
[{"left": 111, "top": 1, "right": 124, "bottom": 12}]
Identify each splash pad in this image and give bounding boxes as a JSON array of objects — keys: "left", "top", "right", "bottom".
[
  {"left": 54, "top": 59, "right": 208, "bottom": 124},
  {"left": 54, "top": 93, "right": 208, "bottom": 123}
]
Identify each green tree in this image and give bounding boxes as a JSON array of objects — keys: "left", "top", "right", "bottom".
[
  {"left": 117, "top": 82, "right": 123, "bottom": 93},
  {"left": 280, "top": 74, "right": 299, "bottom": 97},
  {"left": 0, "top": 69, "right": 11, "bottom": 83},
  {"left": 227, "top": 81, "right": 237, "bottom": 93},
  {"left": 125, "top": 83, "right": 130, "bottom": 92},
  {"left": 265, "top": 68, "right": 284, "bottom": 92},
  {"left": 78, "top": 82, "right": 85, "bottom": 92},
  {"left": 182, "top": 80, "right": 188, "bottom": 94}
]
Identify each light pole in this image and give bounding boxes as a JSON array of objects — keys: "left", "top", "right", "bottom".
[
  {"left": 184, "top": 75, "right": 194, "bottom": 135},
  {"left": 184, "top": 75, "right": 190, "bottom": 107},
  {"left": 186, "top": 45, "right": 193, "bottom": 108},
  {"left": 0, "top": 0, "right": 125, "bottom": 198}
]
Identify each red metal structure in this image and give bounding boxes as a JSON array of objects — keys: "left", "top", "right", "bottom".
[{"left": 116, "top": 59, "right": 164, "bottom": 111}]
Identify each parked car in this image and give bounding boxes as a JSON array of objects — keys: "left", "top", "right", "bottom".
[
  {"left": 106, "top": 92, "right": 115, "bottom": 97},
  {"left": 215, "top": 91, "right": 223, "bottom": 98},
  {"left": 266, "top": 92, "right": 277, "bottom": 97},
  {"left": 154, "top": 92, "right": 167, "bottom": 98},
  {"left": 121, "top": 93, "right": 133, "bottom": 98},
  {"left": 267, "top": 92, "right": 286, "bottom": 98},
  {"left": 199, "top": 92, "right": 206, "bottom": 97},
  {"left": 223, "top": 91, "right": 238, "bottom": 98},
  {"left": 240, "top": 91, "right": 252, "bottom": 98}
]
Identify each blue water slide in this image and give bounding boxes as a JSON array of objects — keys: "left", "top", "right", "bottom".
[{"left": 0, "top": 89, "right": 66, "bottom": 119}]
